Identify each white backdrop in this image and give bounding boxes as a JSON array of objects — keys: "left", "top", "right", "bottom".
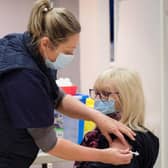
[{"left": 115, "top": 0, "right": 162, "bottom": 167}]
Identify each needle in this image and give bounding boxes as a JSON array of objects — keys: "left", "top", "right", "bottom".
[{"left": 130, "top": 151, "right": 139, "bottom": 156}]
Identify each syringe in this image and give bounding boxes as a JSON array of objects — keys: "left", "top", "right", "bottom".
[{"left": 130, "top": 151, "right": 139, "bottom": 156}]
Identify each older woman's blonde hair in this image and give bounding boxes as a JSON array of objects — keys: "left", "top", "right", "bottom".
[{"left": 94, "top": 67, "right": 146, "bottom": 132}]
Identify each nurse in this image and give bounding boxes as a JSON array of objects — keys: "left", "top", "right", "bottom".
[{"left": 0, "top": 0, "right": 135, "bottom": 167}]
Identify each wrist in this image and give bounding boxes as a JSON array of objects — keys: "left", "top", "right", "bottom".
[
  {"left": 91, "top": 110, "right": 109, "bottom": 125},
  {"left": 89, "top": 148, "right": 104, "bottom": 162},
  {"left": 90, "top": 108, "right": 103, "bottom": 122},
  {"left": 95, "top": 149, "right": 108, "bottom": 163}
]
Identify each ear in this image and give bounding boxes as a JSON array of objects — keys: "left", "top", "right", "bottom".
[
  {"left": 39, "top": 37, "right": 50, "bottom": 49},
  {"left": 39, "top": 37, "right": 51, "bottom": 58}
]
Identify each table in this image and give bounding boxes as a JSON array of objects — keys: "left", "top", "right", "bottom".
[{"left": 33, "top": 152, "right": 70, "bottom": 168}]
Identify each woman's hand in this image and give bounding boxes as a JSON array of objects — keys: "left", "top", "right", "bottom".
[
  {"left": 100, "top": 148, "right": 133, "bottom": 165},
  {"left": 58, "top": 95, "right": 135, "bottom": 145},
  {"left": 93, "top": 112, "right": 136, "bottom": 146},
  {"left": 49, "top": 138, "right": 133, "bottom": 165}
]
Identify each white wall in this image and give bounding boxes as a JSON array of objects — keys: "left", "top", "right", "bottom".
[
  {"left": 115, "top": 0, "right": 161, "bottom": 167},
  {"left": 79, "top": 0, "right": 111, "bottom": 94},
  {"left": 54, "top": 0, "right": 81, "bottom": 89},
  {"left": 0, "top": 0, "right": 35, "bottom": 37},
  {"left": 161, "top": 0, "right": 168, "bottom": 167}
]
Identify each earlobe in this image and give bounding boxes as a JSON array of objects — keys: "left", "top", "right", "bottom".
[
  {"left": 40, "top": 37, "right": 50, "bottom": 49},
  {"left": 39, "top": 37, "right": 50, "bottom": 59},
  {"left": 41, "top": 37, "right": 55, "bottom": 50}
]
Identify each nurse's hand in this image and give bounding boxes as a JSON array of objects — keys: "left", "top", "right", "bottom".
[
  {"left": 101, "top": 148, "right": 133, "bottom": 165},
  {"left": 94, "top": 112, "right": 136, "bottom": 146},
  {"left": 49, "top": 138, "right": 133, "bottom": 165}
]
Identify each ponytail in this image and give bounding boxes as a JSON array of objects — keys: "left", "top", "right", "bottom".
[
  {"left": 27, "top": 0, "right": 81, "bottom": 47},
  {"left": 27, "top": 0, "right": 51, "bottom": 44}
]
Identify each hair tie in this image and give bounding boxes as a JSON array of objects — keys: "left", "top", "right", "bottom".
[
  {"left": 43, "top": 7, "right": 48, "bottom": 13},
  {"left": 43, "top": 3, "right": 53, "bottom": 13},
  {"left": 43, "top": 1, "right": 54, "bottom": 13}
]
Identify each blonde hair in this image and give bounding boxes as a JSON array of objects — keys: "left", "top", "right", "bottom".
[
  {"left": 94, "top": 68, "right": 146, "bottom": 132},
  {"left": 27, "top": 0, "right": 81, "bottom": 46}
]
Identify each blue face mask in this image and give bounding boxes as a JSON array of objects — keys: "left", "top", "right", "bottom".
[
  {"left": 45, "top": 53, "right": 74, "bottom": 70},
  {"left": 94, "top": 100, "right": 116, "bottom": 115}
]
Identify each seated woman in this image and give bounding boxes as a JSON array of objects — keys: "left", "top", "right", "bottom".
[{"left": 74, "top": 67, "right": 159, "bottom": 168}]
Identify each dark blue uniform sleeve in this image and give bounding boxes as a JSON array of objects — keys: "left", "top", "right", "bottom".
[{"left": 0, "top": 69, "right": 56, "bottom": 128}]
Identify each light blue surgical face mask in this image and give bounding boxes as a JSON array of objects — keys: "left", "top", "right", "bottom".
[
  {"left": 94, "top": 100, "right": 116, "bottom": 115},
  {"left": 45, "top": 53, "right": 74, "bottom": 70}
]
